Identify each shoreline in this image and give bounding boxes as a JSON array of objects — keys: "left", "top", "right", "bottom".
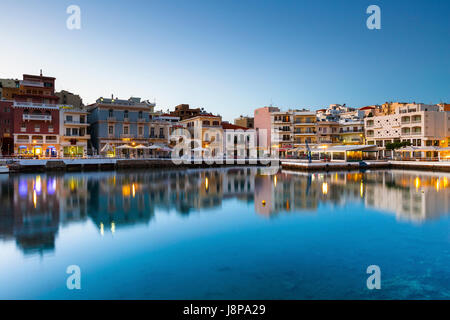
[{"left": 2, "top": 158, "right": 450, "bottom": 174}]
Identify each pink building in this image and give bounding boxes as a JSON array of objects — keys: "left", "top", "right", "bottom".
[{"left": 254, "top": 106, "right": 279, "bottom": 154}]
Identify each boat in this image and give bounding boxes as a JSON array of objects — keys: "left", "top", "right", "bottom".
[{"left": 0, "top": 165, "right": 9, "bottom": 174}]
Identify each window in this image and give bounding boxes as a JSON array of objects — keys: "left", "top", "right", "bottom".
[
  {"left": 66, "top": 115, "right": 73, "bottom": 122},
  {"left": 44, "top": 82, "right": 53, "bottom": 88},
  {"left": 124, "top": 110, "right": 129, "bottom": 119},
  {"left": 123, "top": 126, "right": 129, "bottom": 134},
  {"left": 159, "top": 128, "right": 164, "bottom": 137},
  {"left": 138, "top": 126, "right": 143, "bottom": 136},
  {"left": 150, "top": 127, "right": 155, "bottom": 137},
  {"left": 66, "top": 128, "right": 71, "bottom": 136},
  {"left": 72, "top": 128, "right": 79, "bottom": 136},
  {"left": 109, "top": 126, "right": 114, "bottom": 135},
  {"left": 109, "top": 109, "right": 114, "bottom": 118},
  {"left": 34, "top": 124, "right": 40, "bottom": 132},
  {"left": 138, "top": 111, "right": 143, "bottom": 119}
]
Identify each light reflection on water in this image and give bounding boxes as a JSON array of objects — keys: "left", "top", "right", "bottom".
[{"left": 0, "top": 168, "right": 449, "bottom": 299}]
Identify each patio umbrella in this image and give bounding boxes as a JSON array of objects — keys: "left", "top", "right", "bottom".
[
  {"left": 159, "top": 146, "right": 173, "bottom": 152},
  {"left": 100, "top": 143, "right": 113, "bottom": 152},
  {"left": 148, "top": 144, "right": 164, "bottom": 149},
  {"left": 116, "top": 145, "right": 132, "bottom": 149}
]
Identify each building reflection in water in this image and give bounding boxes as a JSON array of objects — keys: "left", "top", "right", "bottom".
[{"left": 0, "top": 168, "right": 448, "bottom": 256}]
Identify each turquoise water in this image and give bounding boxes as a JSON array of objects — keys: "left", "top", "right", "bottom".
[{"left": 0, "top": 168, "right": 449, "bottom": 299}]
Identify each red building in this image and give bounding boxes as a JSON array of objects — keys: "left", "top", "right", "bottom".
[
  {"left": 0, "top": 100, "right": 14, "bottom": 155},
  {"left": 2, "top": 73, "right": 60, "bottom": 157}
]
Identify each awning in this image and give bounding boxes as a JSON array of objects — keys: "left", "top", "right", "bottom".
[{"left": 18, "top": 146, "right": 27, "bottom": 149}]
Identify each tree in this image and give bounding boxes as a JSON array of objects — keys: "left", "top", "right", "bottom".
[{"left": 385, "top": 141, "right": 411, "bottom": 151}]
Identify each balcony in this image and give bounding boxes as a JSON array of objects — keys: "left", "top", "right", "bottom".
[
  {"left": 137, "top": 118, "right": 146, "bottom": 122},
  {"left": 23, "top": 114, "right": 52, "bottom": 121},
  {"left": 64, "top": 120, "right": 88, "bottom": 125},
  {"left": 20, "top": 80, "right": 44, "bottom": 87},
  {"left": 63, "top": 134, "right": 90, "bottom": 139},
  {"left": 14, "top": 102, "right": 59, "bottom": 109},
  {"left": 107, "top": 117, "right": 116, "bottom": 122}
]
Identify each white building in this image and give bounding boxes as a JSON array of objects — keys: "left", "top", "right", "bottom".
[
  {"left": 59, "top": 107, "right": 90, "bottom": 157},
  {"left": 365, "top": 103, "right": 450, "bottom": 158}
]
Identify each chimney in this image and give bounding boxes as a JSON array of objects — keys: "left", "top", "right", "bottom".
[{"left": 40, "top": 69, "right": 43, "bottom": 77}]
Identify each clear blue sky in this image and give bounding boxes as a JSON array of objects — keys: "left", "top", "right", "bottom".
[{"left": 0, "top": 0, "right": 448, "bottom": 121}]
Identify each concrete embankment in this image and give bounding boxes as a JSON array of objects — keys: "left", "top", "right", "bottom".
[
  {"left": 389, "top": 161, "right": 450, "bottom": 172},
  {"left": 281, "top": 160, "right": 450, "bottom": 172},
  {"left": 281, "top": 160, "right": 390, "bottom": 171},
  {"left": 7, "top": 158, "right": 267, "bottom": 173}
]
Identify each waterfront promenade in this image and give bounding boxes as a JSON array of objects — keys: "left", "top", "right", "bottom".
[{"left": 1, "top": 157, "right": 450, "bottom": 173}]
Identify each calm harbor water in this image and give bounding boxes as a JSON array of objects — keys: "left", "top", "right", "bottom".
[{"left": 0, "top": 168, "right": 449, "bottom": 299}]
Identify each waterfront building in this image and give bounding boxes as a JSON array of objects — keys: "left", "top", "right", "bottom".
[
  {"left": 3, "top": 73, "right": 61, "bottom": 157},
  {"left": 88, "top": 96, "right": 157, "bottom": 157},
  {"left": 55, "top": 90, "right": 84, "bottom": 109},
  {"left": 293, "top": 109, "right": 317, "bottom": 147},
  {"left": 234, "top": 115, "right": 254, "bottom": 129},
  {"left": 271, "top": 110, "right": 294, "bottom": 158},
  {"left": 59, "top": 106, "right": 90, "bottom": 157},
  {"left": 254, "top": 106, "right": 280, "bottom": 155},
  {"left": 179, "top": 114, "right": 223, "bottom": 157},
  {"left": 170, "top": 104, "right": 201, "bottom": 120},
  {"left": 0, "top": 100, "right": 14, "bottom": 156},
  {"left": 338, "top": 118, "right": 365, "bottom": 145},
  {"left": 365, "top": 103, "right": 450, "bottom": 158},
  {"left": 221, "top": 122, "right": 255, "bottom": 159},
  {"left": 316, "top": 120, "right": 340, "bottom": 144}
]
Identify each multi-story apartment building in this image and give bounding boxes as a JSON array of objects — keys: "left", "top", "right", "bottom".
[
  {"left": 234, "top": 115, "right": 254, "bottom": 129},
  {"left": 0, "top": 100, "right": 14, "bottom": 155},
  {"left": 365, "top": 103, "right": 450, "bottom": 158},
  {"left": 179, "top": 114, "right": 223, "bottom": 157},
  {"left": 292, "top": 110, "right": 317, "bottom": 147},
  {"left": 88, "top": 96, "right": 157, "bottom": 157},
  {"left": 3, "top": 73, "right": 61, "bottom": 157},
  {"left": 338, "top": 118, "right": 365, "bottom": 145},
  {"left": 271, "top": 110, "right": 293, "bottom": 158},
  {"left": 316, "top": 121, "right": 340, "bottom": 144},
  {"left": 59, "top": 106, "right": 90, "bottom": 157},
  {"left": 254, "top": 106, "right": 280, "bottom": 155}
]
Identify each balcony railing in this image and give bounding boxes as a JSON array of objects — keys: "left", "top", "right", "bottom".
[
  {"left": 23, "top": 114, "right": 52, "bottom": 121},
  {"left": 20, "top": 80, "right": 44, "bottom": 87},
  {"left": 14, "top": 102, "right": 59, "bottom": 109},
  {"left": 64, "top": 120, "right": 88, "bottom": 125}
]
